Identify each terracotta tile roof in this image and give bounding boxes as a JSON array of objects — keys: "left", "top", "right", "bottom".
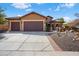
[
  {"left": 21, "top": 12, "right": 47, "bottom": 19},
  {"left": 6, "top": 12, "right": 54, "bottom": 22}
]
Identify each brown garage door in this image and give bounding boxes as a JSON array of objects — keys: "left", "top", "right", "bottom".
[
  {"left": 24, "top": 21, "right": 43, "bottom": 31},
  {"left": 11, "top": 22, "right": 20, "bottom": 31}
]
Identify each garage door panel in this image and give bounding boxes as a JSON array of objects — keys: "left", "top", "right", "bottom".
[
  {"left": 11, "top": 22, "right": 20, "bottom": 31},
  {"left": 24, "top": 21, "right": 43, "bottom": 31}
]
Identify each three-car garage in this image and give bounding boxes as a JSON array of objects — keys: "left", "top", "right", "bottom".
[{"left": 10, "top": 21, "right": 43, "bottom": 31}]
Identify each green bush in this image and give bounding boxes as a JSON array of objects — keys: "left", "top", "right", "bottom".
[{"left": 46, "top": 23, "right": 51, "bottom": 32}]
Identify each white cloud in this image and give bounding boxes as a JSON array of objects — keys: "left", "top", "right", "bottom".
[
  {"left": 48, "top": 8, "right": 52, "bottom": 11},
  {"left": 63, "top": 16, "right": 72, "bottom": 23},
  {"left": 36, "top": 3, "right": 44, "bottom": 4},
  {"left": 17, "top": 15, "right": 22, "bottom": 17},
  {"left": 11, "top": 3, "right": 31, "bottom": 9},
  {"left": 54, "top": 3, "right": 76, "bottom": 11},
  {"left": 26, "top": 9, "right": 32, "bottom": 11},
  {"left": 62, "top": 3, "right": 75, "bottom": 8},
  {"left": 54, "top": 6, "right": 60, "bottom": 11},
  {"left": 36, "top": 3, "right": 42, "bottom": 4}
]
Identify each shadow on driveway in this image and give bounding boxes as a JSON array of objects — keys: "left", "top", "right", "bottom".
[
  {"left": 0, "top": 34, "right": 5, "bottom": 40},
  {"left": 7, "top": 31, "right": 53, "bottom": 36}
]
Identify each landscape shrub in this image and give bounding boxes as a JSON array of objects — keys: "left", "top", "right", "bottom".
[{"left": 46, "top": 23, "right": 51, "bottom": 32}]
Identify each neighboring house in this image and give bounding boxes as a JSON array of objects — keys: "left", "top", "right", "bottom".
[
  {"left": 6, "top": 12, "right": 63, "bottom": 31},
  {"left": 68, "top": 19, "right": 79, "bottom": 31},
  {"left": 68, "top": 19, "right": 79, "bottom": 27}
]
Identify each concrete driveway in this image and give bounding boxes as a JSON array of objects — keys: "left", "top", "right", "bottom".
[
  {"left": 0, "top": 32, "right": 79, "bottom": 56},
  {"left": 0, "top": 32, "right": 55, "bottom": 56}
]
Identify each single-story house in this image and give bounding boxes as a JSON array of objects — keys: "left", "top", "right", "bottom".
[
  {"left": 6, "top": 12, "right": 63, "bottom": 31},
  {"left": 68, "top": 19, "right": 79, "bottom": 27},
  {"left": 68, "top": 19, "right": 79, "bottom": 31}
]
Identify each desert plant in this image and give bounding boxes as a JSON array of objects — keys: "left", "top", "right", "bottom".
[
  {"left": 0, "top": 7, "right": 6, "bottom": 24},
  {"left": 57, "top": 18, "right": 65, "bottom": 23}
]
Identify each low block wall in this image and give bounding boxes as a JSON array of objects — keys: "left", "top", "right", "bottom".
[{"left": 0, "top": 25, "right": 8, "bottom": 31}]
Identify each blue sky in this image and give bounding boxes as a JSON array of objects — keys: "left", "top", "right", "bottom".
[{"left": 0, "top": 3, "right": 79, "bottom": 22}]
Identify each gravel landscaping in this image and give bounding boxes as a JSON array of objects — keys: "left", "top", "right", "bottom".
[{"left": 49, "top": 32, "right": 79, "bottom": 51}]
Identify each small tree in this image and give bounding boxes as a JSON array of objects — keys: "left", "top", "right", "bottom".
[
  {"left": 0, "top": 8, "right": 6, "bottom": 24},
  {"left": 57, "top": 18, "right": 65, "bottom": 23}
]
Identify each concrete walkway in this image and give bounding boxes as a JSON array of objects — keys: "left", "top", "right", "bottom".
[{"left": 0, "top": 32, "right": 79, "bottom": 56}]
